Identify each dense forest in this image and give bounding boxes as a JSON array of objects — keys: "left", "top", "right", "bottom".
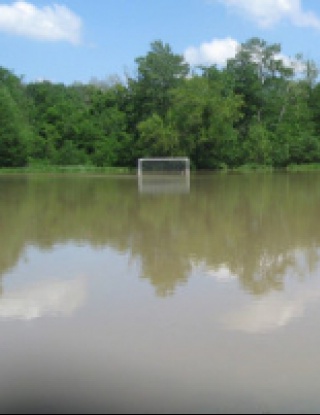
[{"left": 1, "top": 37, "right": 320, "bottom": 169}]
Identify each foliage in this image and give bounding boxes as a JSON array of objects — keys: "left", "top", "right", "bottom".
[
  {"left": 0, "top": 85, "right": 30, "bottom": 166},
  {"left": 0, "top": 38, "right": 320, "bottom": 169}
]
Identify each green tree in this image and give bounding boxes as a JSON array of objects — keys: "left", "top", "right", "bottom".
[
  {"left": 128, "top": 39, "right": 190, "bottom": 136},
  {"left": 170, "top": 69, "right": 242, "bottom": 168},
  {"left": 0, "top": 85, "right": 30, "bottom": 167},
  {"left": 87, "top": 84, "right": 134, "bottom": 166},
  {"left": 244, "top": 121, "right": 273, "bottom": 165},
  {"left": 226, "top": 37, "right": 294, "bottom": 164},
  {"left": 137, "top": 113, "right": 179, "bottom": 157},
  {"left": 281, "top": 81, "right": 319, "bottom": 164}
]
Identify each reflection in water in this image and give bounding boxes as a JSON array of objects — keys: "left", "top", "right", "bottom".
[
  {"left": 190, "top": 247, "right": 320, "bottom": 332},
  {"left": 222, "top": 279, "right": 320, "bottom": 333},
  {"left": 0, "top": 172, "right": 320, "bottom": 297},
  {"left": 191, "top": 260, "right": 238, "bottom": 282},
  {"left": 221, "top": 247, "right": 320, "bottom": 333},
  {"left": 1, "top": 174, "right": 320, "bottom": 413},
  {"left": 138, "top": 174, "right": 190, "bottom": 194},
  {"left": 0, "top": 278, "right": 86, "bottom": 320},
  {"left": 222, "top": 290, "right": 315, "bottom": 334}
]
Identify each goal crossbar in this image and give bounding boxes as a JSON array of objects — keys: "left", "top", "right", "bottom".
[{"left": 138, "top": 158, "right": 190, "bottom": 177}]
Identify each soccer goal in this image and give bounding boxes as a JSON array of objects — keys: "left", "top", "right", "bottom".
[
  {"left": 137, "top": 157, "right": 190, "bottom": 177},
  {"left": 137, "top": 158, "right": 190, "bottom": 194}
]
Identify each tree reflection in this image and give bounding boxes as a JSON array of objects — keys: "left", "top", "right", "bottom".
[{"left": 0, "top": 172, "right": 320, "bottom": 297}]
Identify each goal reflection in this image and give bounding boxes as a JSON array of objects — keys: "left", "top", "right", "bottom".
[{"left": 138, "top": 174, "right": 190, "bottom": 194}]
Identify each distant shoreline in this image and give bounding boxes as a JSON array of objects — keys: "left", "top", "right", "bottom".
[
  {"left": 1, "top": 164, "right": 320, "bottom": 175},
  {"left": 0, "top": 166, "right": 134, "bottom": 175}
]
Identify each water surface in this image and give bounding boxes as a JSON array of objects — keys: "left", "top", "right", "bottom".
[{"left": 0, "top": 172, "right": 320, "bottom": 413}]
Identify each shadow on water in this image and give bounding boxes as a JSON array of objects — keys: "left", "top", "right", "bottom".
[{"left": 0, "top": 172, "right": 320, "bottom": 297}]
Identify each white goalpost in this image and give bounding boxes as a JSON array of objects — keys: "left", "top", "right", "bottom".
[
  {"left": 137, "top": 158, "right": 191, "bottom": 194},
  {"left": 138, "top": 157, "right": 190, "bottom": 177}
]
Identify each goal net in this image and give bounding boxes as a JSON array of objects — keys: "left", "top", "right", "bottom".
[
  {"left": 138, "top": 158, "right": 190, "bottom": 177},
  {"left": 138, "top": 158, "right": 190, "bottom": 194}
]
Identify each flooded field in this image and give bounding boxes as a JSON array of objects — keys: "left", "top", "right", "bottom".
[{"left": 0, "top": 172, "right": 320, "bottom": 414}]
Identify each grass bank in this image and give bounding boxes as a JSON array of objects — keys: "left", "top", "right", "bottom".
[
  {"left": 1, "top": 163, "right": 320, "bottom": 175},
  {"left": 229, "top": 163, "right": 320, "bottom": 173},
  {"left": 286, "top": 163, "right": 320, "bottom": 172},
  {"left": 0, "top": 165, "right": 135, "bottom": 175}
]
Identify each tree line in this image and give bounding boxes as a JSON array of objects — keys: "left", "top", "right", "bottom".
[{"left": 1, "top": 37, "right": 320, "bottom": 169}]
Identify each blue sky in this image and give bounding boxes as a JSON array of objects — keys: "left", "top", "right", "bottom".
[{"left": 1, "top": 0, "right": 320, "bottom": 84}]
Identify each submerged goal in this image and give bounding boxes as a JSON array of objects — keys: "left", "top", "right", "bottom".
[
  {"left": 137, "top": 158, "right": 190, "bottom": 194},
  {"left": 138, "top": 158, "right": 190, "bottom": 177}
]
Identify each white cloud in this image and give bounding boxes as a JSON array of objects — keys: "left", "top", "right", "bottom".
[
  {"left": 0, "top": 278, "right": 87, "bottom": 321},
  {"left": 221, "top": 0, "right": 320, "bottom": 29},
  {"left": 0, "top": 1, "right": 82, "bottom": 44},
  {"left": 184, "top": 37, "right": 239, "bottom": 66}
]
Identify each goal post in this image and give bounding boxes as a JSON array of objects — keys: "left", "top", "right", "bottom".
[
  {"left": 137, "top": 158, "right": 191, "bottom": 194},
  {"left": 138, "top": 157, "right": 190, "bottom": 177}
]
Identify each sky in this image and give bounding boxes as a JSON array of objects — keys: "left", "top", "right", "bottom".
[{"left": 1, "top": 0, "right": 320, "bottom": 85}]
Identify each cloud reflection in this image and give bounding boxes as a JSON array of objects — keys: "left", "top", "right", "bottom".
[
  {"left": 192, "top": 249, "right": 320, "bottom": 333},
  {"left": 0, "top": 278, "right": 87, "bottom": 321},
  {"left": 222, "top": 286, "right": 320, "bottom": 333}
]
